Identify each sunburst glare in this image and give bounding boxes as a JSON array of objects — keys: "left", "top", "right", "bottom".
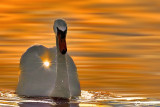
[{"left": 43, "top": 61, "right": 50, "bottom": 67}]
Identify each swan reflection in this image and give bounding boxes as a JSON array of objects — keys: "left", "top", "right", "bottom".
[{"left": 18, "top": 98, "right": 79, "bottom": 107}]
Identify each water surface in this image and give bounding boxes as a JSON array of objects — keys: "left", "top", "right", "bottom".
[
  {"left": 0, "top": 0, "right": 160, "bottom": 104},
  {"left": 0, "top": 90, "right": 160, "bottom": 107}
]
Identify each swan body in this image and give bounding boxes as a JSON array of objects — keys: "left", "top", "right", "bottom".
[{"left": 16, "top": 19, "right": 81, "bottom": 98}]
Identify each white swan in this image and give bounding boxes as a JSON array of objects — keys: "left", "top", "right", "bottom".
[{"left": 16, "top": 19, "right": 81, "bottom": 98}]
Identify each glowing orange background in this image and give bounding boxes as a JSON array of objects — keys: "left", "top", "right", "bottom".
[{"left": 0, "top": 0, "right": 160, "bottom": 98}]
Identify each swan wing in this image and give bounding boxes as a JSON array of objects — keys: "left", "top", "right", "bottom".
[
  {"left": 66, "top": 54, "right": 81, "bottom": 97},
  {"left": 16, "top": 45, "right": 57, "bottom": 97}
]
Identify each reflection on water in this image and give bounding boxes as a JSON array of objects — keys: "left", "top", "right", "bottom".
[
  {"left": 0, "top": 0, "right": 160, "bottom": 100},
  {"left": 0, "top": 90, "right": 160, "bottom": 107}
]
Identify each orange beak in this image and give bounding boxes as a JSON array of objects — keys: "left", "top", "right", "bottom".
[
  {"left": 57, "top": 28, "right": 67, "bottom": 54},
  {"left": 58, "top": 35, "right": 67, "bottom": 54}
]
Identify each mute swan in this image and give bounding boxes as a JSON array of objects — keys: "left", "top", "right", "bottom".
[{"left": 16, "top": 19, "right": 81, "bottom": 99}]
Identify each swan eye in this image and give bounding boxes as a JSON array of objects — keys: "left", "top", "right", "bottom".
[{"left": 43, "top": 61, "right": 50, "bottom": 67}]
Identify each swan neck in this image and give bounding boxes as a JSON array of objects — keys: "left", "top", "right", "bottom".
[
  {"left": 56, "top": 36, "right": 59, "bottom": 51},
  {"left": 56, "top": 36, "right": 61, "bottom": 55}
]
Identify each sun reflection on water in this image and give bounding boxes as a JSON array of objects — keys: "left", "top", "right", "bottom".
[
  {"left": 0, "top": 90, "right": 159, "bottom": 107},
  {"left": 0, "top": 0, "right": 160, "bottom": 102}
]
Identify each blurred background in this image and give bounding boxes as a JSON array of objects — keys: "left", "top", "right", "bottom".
[{"left": 0, "top": 0, "right": 160, "bottom": 98}]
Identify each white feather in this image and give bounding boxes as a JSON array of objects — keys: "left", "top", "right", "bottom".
[{"left": 16, "top": 19, "right": 81, "bottom": 98}]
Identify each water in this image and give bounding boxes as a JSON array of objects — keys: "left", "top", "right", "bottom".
[
  {"left": 0, "top": 0, "right": 160, "bottom": 106},
  {"left": 0, "top": 90, "right": 160, "bottom": 107}
]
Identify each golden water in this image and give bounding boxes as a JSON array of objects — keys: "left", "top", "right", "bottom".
[{"left": 0, "top": 0, "right": 160, "bottom": 106}]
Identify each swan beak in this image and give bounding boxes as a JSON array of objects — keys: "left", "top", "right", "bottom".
[{"left": 57, "top": 29, "right": 67, "bottom": 55}]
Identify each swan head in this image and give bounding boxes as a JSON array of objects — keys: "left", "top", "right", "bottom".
[
  {"left": 53, "top": 19, "right": 67, "bottom": 34},
  {"left": 53, "top": 19, "right": 67, "bottom": 55}
]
